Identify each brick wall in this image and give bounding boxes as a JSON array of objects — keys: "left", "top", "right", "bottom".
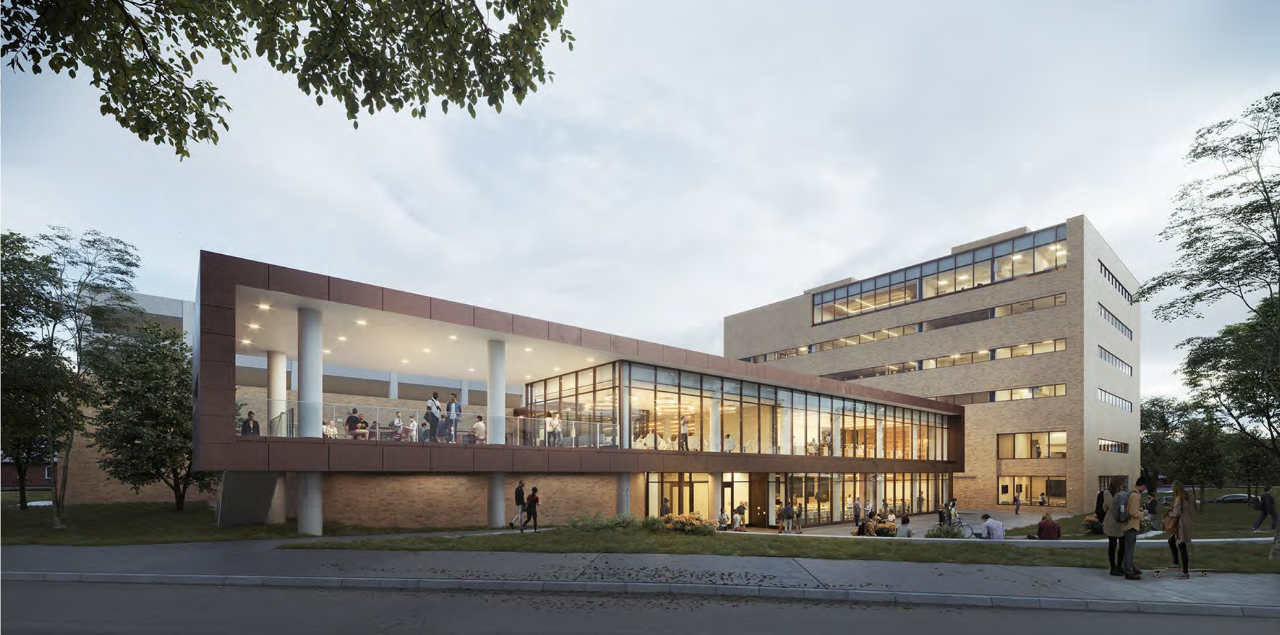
[{"left": 64, "top": 429, "right": 217, "bottom": 506}]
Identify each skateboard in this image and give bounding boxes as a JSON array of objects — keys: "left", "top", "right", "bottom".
[{"left": 1151, "top": 567, "right": 1212, "bottom": 578}]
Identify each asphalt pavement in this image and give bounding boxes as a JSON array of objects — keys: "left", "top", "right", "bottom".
[{"left": 2, "top": 582, "right": 1273, "bottom": 635}]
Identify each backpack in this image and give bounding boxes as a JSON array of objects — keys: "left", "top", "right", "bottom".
[
  {"left": 1114, "top": 489, "right": 1131, "bottom": 523},
  {"left": 1094, "top": 490, "right": 1107, "bottom": 521}
]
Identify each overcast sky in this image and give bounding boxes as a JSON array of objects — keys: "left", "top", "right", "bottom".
[{"left": 3, "top": 0, "right": 1277, "bottom": 399}]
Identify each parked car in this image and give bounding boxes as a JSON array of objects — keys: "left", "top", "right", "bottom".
[
  {"left": 1205, "top": 493, "right": 1260, "bottom": 505},
  {"left": 1159, "top": 495, "right": 1200, "bottom": 506}
]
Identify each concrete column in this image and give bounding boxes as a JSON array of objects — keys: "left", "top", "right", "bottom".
[
  {"left": 617, "top": 363, "right": 631, "bottom": 449},
  {"left": 265, "top": 350, "right": 288, "bottom": 524},
  {"left": 486, "top": 340, "right": 506, "bottom": 444},
  {"left": 616, "top": 473, "right": 631, "bottom": 517},
  {"left": 709, "top": 394, "right": 722, "bottom": 452},
  {"left": 488, "top": 472, "right": 505, "bottom": 529},
  {"left": 710, "top": 472, "right": 723, "bottom": 517},
  {"left": 875, "top": 409, "right": 884, "bottom": 460},
  {"left": 388, "top": 371, "right": 399, "bottom": 399},
  {"left": 297, "top": 307, "right": 323, "bottom": 536},
  {"left": 460, "top": 383, "right": 470, "bottom": 406}
]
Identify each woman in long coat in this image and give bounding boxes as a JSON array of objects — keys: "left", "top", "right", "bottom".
[{"left": 1166, "top": 480, "right": 1195, "bottom": 578}]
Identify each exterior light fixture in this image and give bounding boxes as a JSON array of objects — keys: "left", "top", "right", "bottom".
[
  {"left": 337, "top": 336, "right": 348, "bottom": 342},
  {"left": 248, "top": 324, "right": 261, "bottom": 330},
  {"left": 553, "top": 367, "right": 561, "bottom": 372},
  {"left": 525, "top": 375, "right": 532, "bottom": 379},
  {"left": 448, "top": 335, "right": 458, "bottom": 340},
  {"left": 356, "top": 319, "right": 368, "bottom": 326},
  {"left": 467, "top": 368, "right": 475, "bottom": 372},
  {"left": 524, "top": 347, "right": 533, "bottom": 352},
  {"left": 422, "top": 348, "right": 432, "bottom": 353},
  {"left": 241, "top": 339, "right": 252, "bottom": 345},
  {"left": 323, "top": 349, "right": 332, "bottom": 354},
  {"left": 586, "top": 358, "right": 595, "bottom": 362},
  {"left": 257, "top": 304, "right": 271, "bottom": 310}
]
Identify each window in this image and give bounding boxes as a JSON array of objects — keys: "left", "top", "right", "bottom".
[
  {"left": 998, "top": 476, "right": 1067, "bottom": 506},
  {"left": 745, "top": 293, "right": 1067, "bottom": 364},
  {"left": 930, "top": 383, "right": 1066, "bottom": 405},
  {"left": 1098, "top": 439, "right": 1129, "bottom": 453},
  {"left": 44, "top": 466, "right": 53, "bottom": 480},
  {"left": 823, "top": 338, "right": 1065, "bottom": 382},
  {"left": 1099, "top": 346, "right": 1133, "bottom": 375},
  {"left": 1098, "top": 303, "right": 1133, "bottom": 340},
  {"left": 1098, "top": 475, "right": 1129, "bottom": 492},
  {"left": 1099, "top": 261, "right": 1133, "bottom": 303},
  {"left": 1097, "top": 388, "right": 1133, "bottom": 412},
  {"left": 998, "top": 431, "right": 1067, "bottom": 459},
  {"left": 810, "top": 224, "right": 1068, "bottom": 325}
]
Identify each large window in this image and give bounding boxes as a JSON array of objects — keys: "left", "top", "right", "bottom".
[
  {"left": 1099, "top": 261, "right": 1133, "bottom": 303},
  {"left": 1098, "top": 303, "right": 1133, "bottom": 340},
  {"left": 930, "top": 383, "right": 1067, "bottom": 405},
  {"left": 826, "top": 338, "right": 1066, "bottom": 381},
  {"left": 745, "top": 293, "right": 1067, "bottom": 364},
  {"left": 1099, "top": 346, "right": 1133, "bottom": 376},
  {"left": 997, "top": 431, "right": 1067, "bottom": 459},
  {"left": 1098, "top": 388, "right": 1133, "bottom": 412},
  {"left": 1098, "top": 439, "right": 1129, "bottom": 454},
  {"left": 1098, "top": 475, "right": 1129, "bottom": 491},
  {"left": 998, "top": 476, "right": 1067, "bottom": 507},
  {"left": 812, "top": 224, "right": 1068, "bottom": 325}
]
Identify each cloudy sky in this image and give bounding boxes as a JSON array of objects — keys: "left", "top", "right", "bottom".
[{"left": 3, "top": 0, "right": 1277, "bottom": 399}]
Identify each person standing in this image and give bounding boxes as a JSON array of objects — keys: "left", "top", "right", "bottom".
[
  {"left": 1108, "top": 476, "right": 1147, "bottom": 580},
  {"left": 509, "top": 480, "right": 526, "bottom": 530},
  {"left": 1102, "top": 476, "right": 1126, "bottom": 576},
  {"left": 425, "top": 393, "right": 442, "bottom": 443},
  {"left": 1014, "top": 493, "right": 1021, "bottom": 515},
  {"left": 1039, "top": 493, "right": 1047, "bottom": 506},
  {"left": 678, "top": 416, "right": 690, "bottom": 451},
  {"left": 471, "top": 415, "right": 487, "bottom": 444},
  {"left": 1253, "top": 486, "right": 1277, "bottom": 532},
  {"left": 521, "top": 487, "right": 540, "bottom": 533},
  {"left": 853, "top": 497, "right": 863, "bottom": 525},
  {"left": 1166, "top": 480, "right": 1195, "bottom": 578},
  {"left": 548, "top": 413, "right": 562, "bottom": 447},
  {"left": 917, "top": 490, "right": 925, "bottom": 514},
  {"left": 405, "top": 416, "right": 419, "bottom": 443},
  {"left": 241, "top": 411, "right": 260, "bottom": 436},
  {"left": 444, "top": 393, "right": 462, "bottom": 444},
  {"left": 391, "top": 411, "right": 404, "bottom": 441},
  {"left": 660, "top": 498, "right": 671, "bottom": 516},
  {"left": 780, "top": 501, "right": 795, "bottom": 534},
  {"left": 344, "top": 408, "right": 368, "bottom": 440}
]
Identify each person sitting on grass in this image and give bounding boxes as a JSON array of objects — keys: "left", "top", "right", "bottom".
[
  {"left": 1037, "top": 512, "right": 1061, "bottom": 540},
  {"left": 895, "top": 515, "right": 915, "bottom": 538},
  {"left": 981, "top": 513, "right": 1005, "bottom": 540}
]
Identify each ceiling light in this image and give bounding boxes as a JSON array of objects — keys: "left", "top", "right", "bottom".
[
  {"left": 586, "top": 358, "right": 595, "bottom": 362},
  {"left": 422, "top": 348, "right": 432, "bottom": 353},
  {"left": 257, "top": 304, "right": 270, "bottom": 310},
  {"left": 448, "top": 335, "right": 458, "bottom": 340},
  {"left": 241, "top": 339, "right": 252, "bottom": 345},
  {"left": 938, "top": 280, "right": 949, "bottom": 284},
  {"left": 337, "top": 336, "right": 348, "bottom": 342},
  {"left": 1057, "top": 251, "right": 1067, "bottom": 256},
  {"left": 957, "top": 276, "right": 969, "bottom": 281},
  {"left": 553, "top": 367, "right": 561, "bottom": 372},
  {"left": 524, "top": 347, "right": 533, "bottom": 352},
  {"left": 952, "top": 354, "right": 960, "bottom": 358},
  {"left": 356, "top": 319, "right": 368, "bottom": 326},
  {"left": 525, "top": 375, "right": 532, "bottom": 379},
  {"left": 1011, "top": 254, "right": 1023, "bottom": 260},
  {"left": 1043, "top": 340, "right": 1054, "bottom": 344},
  {"left": 467, "top": 368, "right": 475, "bottom": 372},
  {"left": 323, "top": 349, "right": 331, "bottom": 354},
  {"left": 248, "top": 323, "right": 260, "bottom": 330},
  {"left": 401, "top": 359, "right": 409, "bottom": 364}
]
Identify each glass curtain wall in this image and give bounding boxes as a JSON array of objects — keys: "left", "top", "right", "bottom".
[
  {"left": 768, "top": 472, "right": 953, "bottom": 527},
  {"left": 525, "top": 363, "right": 618, "bottom": 447}
]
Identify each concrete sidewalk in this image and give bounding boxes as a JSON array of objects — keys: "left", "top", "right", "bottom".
[{"left": 3, "top": 539, "right": 1277, "bottom": 618}]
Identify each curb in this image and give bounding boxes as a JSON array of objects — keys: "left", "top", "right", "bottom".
[{"left": 4, "top": 571, "right": 1276, "bottom": 618}]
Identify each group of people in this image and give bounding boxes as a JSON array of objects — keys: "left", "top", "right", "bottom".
[
  {"left": 507, "top": 479, "right": 542, "bottom": 533},
  {"left": 1011, "top": 492, "right": 1049, "bottom": 514},
  {"left": 319, "top": 393, "right": 487, "bottom": 444},
  {"left": 718, "top": 503, "right": 749, "bottom": 532},
  {"left": 1096, "top": 476, "right": 1194, "bottom": 580}
]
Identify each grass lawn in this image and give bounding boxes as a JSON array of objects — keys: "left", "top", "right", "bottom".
[
  {"left": 2, "top": 490, "right": 53, "bottom": 506},
  {"left": 1, "top": 502, "right": 478, "bottom": 546},
  {"left": 1012, "top": 498, "right": 1268, "bottom": 541},
  {"left": 284, "top": 526, "right": 1280, "bottom": 574}
]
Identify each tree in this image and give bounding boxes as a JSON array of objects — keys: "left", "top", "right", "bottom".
[
  {"left": 1181, "top": 295, "right": 1280, "bottom": 461},
  {"left": 1169, "top": 414, "right": 1231, "bottom": 511},
  {"left": 1224, "top": 431, "right": 1280, "bottom": 498},
  {"left": 0, "top": 231, "right": 65, "bottom": 510},
  {"left": 2, "top": 0, "right": 575, "bottom": 157},
  {"left": 85, "top": 322, "right": 219, "bottom": 510},
  {"left": 1140, "top": 396, "right": 1192, "bottom": 488},
  {"left": 31, "top": 227, "right": 141, "bottom": 528}
]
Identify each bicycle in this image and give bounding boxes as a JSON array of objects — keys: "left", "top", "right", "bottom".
[{"left": 930, "top": 516, "right": 975, "bottom": 538}]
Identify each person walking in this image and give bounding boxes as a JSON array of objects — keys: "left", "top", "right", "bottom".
[
  {"left": 425, "top": 393, "right": 442, "bottom": 442},
  {"left": 520, "top": 486, "right": 540, "bottom": 533},
  {"left": 1166, "top": 480, "right": 1195, "bottom": 578},
  {"left": 509, "top": 480, "right": 526, "bottom": 530},
  {"left": 443, "top": 393, "right": 462, "bottom": 443},
  {"left": 1253, "top": 486, "right": 1277, "bottom": 532},
  {"left": 1014, "top": 493, "right": 1021, "bottom": 515},
  {"left": 241, "top": 411, "right": 260, "bottom": 436}
]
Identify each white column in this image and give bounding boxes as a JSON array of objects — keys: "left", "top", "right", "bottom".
[
  {"left": 709, "top": 393, "right": 722, "bottom": 452},
  {"left": 710, "top": 472, "right": 723, "bottom": 517},
  {"left": 297, "top": 307, "right": 323, "bottom": 536},
  {"left": 618, "top": 363, "right": 631, "bottom": 449},
  {"left": 388, "top": 371, "right": 399, "bottom": 399},
  {"left": 875, "top": 408, "right": 884, "bottom": 459},
  {"left": 486, "top": 340, "right": 507, "bottom": 529},
  {"left": 266, "top": 350, "right": 288, "bottom": 524},
  {"left": 616, "top": 473, "right": 632, "bottom": 517}
]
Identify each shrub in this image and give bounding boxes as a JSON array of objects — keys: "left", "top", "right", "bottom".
[
  {"left": 925, "top": 523, "right": 966, "bottom": 539},
  {"left": 662, "top": 512, "right": 718, "bottom": 536},
  {"left": 1082, "top": 514, "right": 1154, "bottom": 535},
  {"left": 612, "top": 513, "right": 638, "bottom": 529},
  {"left": 640, "top": 515, "right": 666, "bottom": 532},
  {"left": 874, "top": 522, "right": 897, "bottom": 537}
]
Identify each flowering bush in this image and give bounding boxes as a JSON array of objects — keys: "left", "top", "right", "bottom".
[
  {"left": 1082, "top": 514, "right": 1153, "bottom": 534},
  {"left": 926, "top": 523, "right": 966, "bottom": 539},
  {"left": 566, "top": 512, "right": 638, "bottom": 531},
  {"left": 662, "top": 512, "right": 718, "bottom": 536},
  {"left": 875, "top": 522, "right": 897, "bottom": 537}
]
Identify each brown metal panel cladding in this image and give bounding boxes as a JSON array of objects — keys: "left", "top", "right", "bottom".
[
  {"left": 430, "top": 298, "right": 475, "bottom": 327},
  {"left": 329, "top": 443, "right": 385, "bottom": 471},
  {"left": 199, "top": 415, "right": 234, "bottom": 444},
  {"left": 685, "top": 351, "right": 711, "bottom": 371},
  {"left": 268, "top": 443, "right": 329, "bottom": 471},
  {"left": 199, "top": 332, "right": 236, "bottom": 364},
  {"left": 198, "top": 360, "right": 236, "bottom": 391},
  {"left": 513, "top": 450, "right": 550, "bottom": 473},
  {"left": 661, "top": 346, "right": 687, "bottom": 366},
  {"left": 948, "top": 413, "right": 966, "bottom": 473},
  {"left": 610, "top": 453, "right": 640, "bottom": 473},
  {"left": 660, "top": 455, "right": 687, "bottom": 473},
  {"left": 382, "top": 289, "right": 433, "bottom": 319},
  {"left": 634, "top": 453, "right": 664, "bottom": 472},
  {"left": 329, "top": 278, "right": 384, "bottom": 311},
  {"left": 579, "top": 329, "right": 611, "bottom": 352},
  {"left": 548, "top": 322, "right": 582, "bottom": 346},
  {"left": 546, "top": 451, "right": 582, "bottom": 472},
  {"left": 382, "top": 444, "right": 431, "bottom": 471},
  {"left": 610, "top": 335, "right": 640, "bottom": 357},
  {"left": 636, "top": 340, "right": 664, "bottom": 362},
  {"left": 706, "top": 455, "right": 735, "bottom": 473},
  {"left": 202, "top": 251, "right": 269, "bottom": 287},
  {"left": 512, "top": 315, "right": 550, "bottom": 340},
  {"left": 686, "top": 454, "right": 709, "bottom": 473},
  {"left": 198, "top": 386, "right": 237, "bottom": 418},
  {"left": 579, "top": 452, "right": 612, "bottom": 472},
  {"left": 267, "top": 265, "right": 330, "bottom": 300},
  {"left": 473, "top": 307, "right": 515, "bottom": 334},
  {"left": 200, "top": 442, "right": 268, "bottom": 471},
  {"left": 198, "top": 305, "right": 236, "bottom": 336},
  {"left": 472, "top": 447, "right": 513, "bottom": 472},
  {"left": 199, "top": 276, "right": 237, "bottom": 310},
  {"left": 430, "top": 447, "right": 475, "bottom": 471}
]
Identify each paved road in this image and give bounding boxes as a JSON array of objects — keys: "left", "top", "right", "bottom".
[{"left": 2, "top": 582, "right": 1270, "bottom": 635}]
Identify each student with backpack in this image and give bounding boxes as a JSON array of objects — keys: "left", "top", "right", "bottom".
[
  {"left": 1105, "top": 475, "right": 1147, "bottom": 580},
  {"left": 1253, "top": 486, "right": 1277, "bottom": 532}
]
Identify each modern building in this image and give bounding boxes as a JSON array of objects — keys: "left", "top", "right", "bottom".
[
  {"left": 724, "top": 216, "right": 1140, "bottom": 513},
  {"left": 193, "top": 251, "right": 965, "bottom": 534}
]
